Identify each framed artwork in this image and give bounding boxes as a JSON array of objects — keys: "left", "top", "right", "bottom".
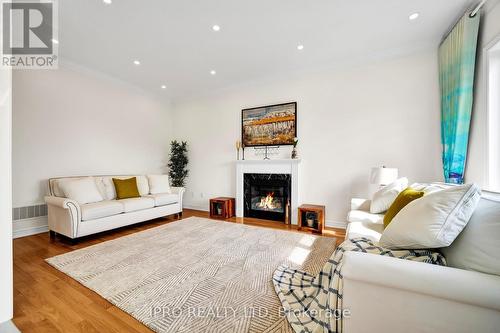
[{"left": 241, "top": 102, "right": 297, "bottom": 147}]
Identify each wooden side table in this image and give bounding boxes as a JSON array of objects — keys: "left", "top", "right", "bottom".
[
  {"left": 209, "top": 197, "right": 235, "bottom": 219},
  {"left": 298, "top": 204, "right": 325, "bottom": 234}
]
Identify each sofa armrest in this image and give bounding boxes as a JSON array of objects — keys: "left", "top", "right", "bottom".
[
  {"left": 350, "top": 198, "right": 371, "bottom": 211},
  {"left": 342, "top": 251, "right": 500, "bottom": 311},
  {"left": 170, "top": 187, "right": 185, "bottom": 208},
  {"left": 44, "top": 196, "right": 81, "bottom": 238}
]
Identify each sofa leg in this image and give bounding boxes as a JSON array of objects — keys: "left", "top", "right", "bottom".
[
  {"left": 178, "top": 212, "right": 183, "bottom": 219},
  {"left": 49, "top": 230, "right": 57, "bottom": 240},
  {"left": 69, "top": 238, "right": 78, "bottom": 246}
]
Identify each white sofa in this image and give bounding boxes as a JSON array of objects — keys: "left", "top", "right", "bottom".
[
  {"left": 342, "top": 190, "right": 500, "bottom": 333},
  {"left": 45, "top": 175, "right": 185, "bottom": 240}
]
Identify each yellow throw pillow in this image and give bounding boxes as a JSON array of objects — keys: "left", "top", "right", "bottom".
[
  {"left": 383, "top": 188, "right": 424, "bottom": 228},
  {"left": 113, "top": 177, "right": 140, "bottom": 200}
]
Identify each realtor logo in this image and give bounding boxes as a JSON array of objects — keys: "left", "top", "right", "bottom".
[{"left": 1, "top": 0, "right": 58, "bottom": 69}]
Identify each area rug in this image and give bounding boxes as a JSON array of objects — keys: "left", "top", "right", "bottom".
[{"left": 46, "top": 217, "right": 337, "bottom": 333}]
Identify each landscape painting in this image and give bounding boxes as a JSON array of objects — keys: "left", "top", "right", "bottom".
[{"left": 242, "top": 102, "right": 297, "bottom": 147}]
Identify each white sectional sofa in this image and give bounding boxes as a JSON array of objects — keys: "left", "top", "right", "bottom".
[
  {"left": 342, "top": 189, "right": 500, "bottom": 333},
  {"left": 45, "top": 175, "right": 185, "bottom": 240}
]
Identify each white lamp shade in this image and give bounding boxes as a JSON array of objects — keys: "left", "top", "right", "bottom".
[{"left": 370, "top": 167, "right": 398, "bottom": 186}]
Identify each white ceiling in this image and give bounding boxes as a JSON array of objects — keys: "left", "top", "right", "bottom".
[{"left": 58, "top": 0, "right": 477, "bottom": 101}]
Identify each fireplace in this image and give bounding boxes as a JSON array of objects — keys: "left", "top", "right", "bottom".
[{"left": 244, "top": 173, "right": 291, "bottom": 222}]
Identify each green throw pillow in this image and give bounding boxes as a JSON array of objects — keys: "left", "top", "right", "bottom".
[
  {"left": 113, "top": 177, "right": 140, "bottom": 200},
  {"left": 383, "top": 188, "right": 424, "bottom": 228}
]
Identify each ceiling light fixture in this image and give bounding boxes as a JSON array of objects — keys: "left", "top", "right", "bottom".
[
  {"left": 103, "top": 0, "right": 112, "bottom": 4},
  {"left": 161, "top": 85, "right": 167, "bottom": 89},
  {"left": 212, "top": 25, "right": 221, "bottom": 32},
  {"left": 51, "top": 38, "right": 59, "bottom": 44},
  {"left": 409, "top": 12, "right": 419, "bottom": 21},
  {"left": 133, "top": 60, "right": 141, "bottom": 65},
  {"left": 210, "top": 70, "right": 216, "bottom": 75},
  {"left": 297, "top": 44, "right": 304, "bottom": 50}
]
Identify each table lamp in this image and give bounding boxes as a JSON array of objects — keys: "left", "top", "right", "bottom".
[{"left": 370, "top": 166, "right": 398, "bottom": 187}]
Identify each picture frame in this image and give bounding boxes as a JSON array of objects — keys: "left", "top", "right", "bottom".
[{"left": 241, "top": 102, "right": 297, "bottom": 147}]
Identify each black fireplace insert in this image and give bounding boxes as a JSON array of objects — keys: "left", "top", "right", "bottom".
[{"left": 243, "top": 173, "right": 291, "bottom": 222}]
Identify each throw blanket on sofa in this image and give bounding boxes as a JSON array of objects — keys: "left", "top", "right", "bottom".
[{"left": 273, "top": 237, "right": 446, "bottom": 333}]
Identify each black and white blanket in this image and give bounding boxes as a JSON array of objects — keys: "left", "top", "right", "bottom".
[{"left": 273, "top": 237, "right": 446, "bottom": 333}]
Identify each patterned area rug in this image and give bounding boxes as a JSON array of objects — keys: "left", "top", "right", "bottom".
[{"left": 46, "top": 217, "right": 337, "bottom": 333}]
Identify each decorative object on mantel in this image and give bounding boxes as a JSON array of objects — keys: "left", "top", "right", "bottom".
[
  {"left": 254, "top": 145, "right": 280, "bottom": 160},
  {"left": 242, "top": 142, "right": 245, "bottom": 160},
  {"left": 291, "top": 137, "right": 299, "bottom": 159},
  {"left": 168, "top": 141, "right": 189, "bottom": 187},
  {"left": 235, "top": 140, "right": 242, "bottom": 160},
  {"left": 242, "top": 102, "right": 297, "bottom": 147},
  {"left": 370, "top": 166, "right": 398, "bottom": 188},
  {"left": 209, "top": 197, "right": 235, "bottom": 219},
  {"left": 298, "top": 204, "right": 325, "bottom": 234}
]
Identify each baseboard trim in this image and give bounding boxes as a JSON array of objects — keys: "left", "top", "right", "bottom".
[
  {"left": 183, "top": 204, "right": 209, "bottom": 212},
  {"left": 13, "top": 216, "right": 49, "bottom": 239},
  {"left": 325, "top": 220, "right": 347, "bottom": 229}
]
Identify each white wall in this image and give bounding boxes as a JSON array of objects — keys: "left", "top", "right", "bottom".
[
  {"left": 13, "top": 63, "right": 173, "bottom": 208},
  {"left": 172, "top": 51, "right": 443, "bottom": 223},
  {"left": 467, "top": 1, "right": 500, "bottom": 187},
  {"left": 0, "top": 67, "right": 13, "bottom": 323}
]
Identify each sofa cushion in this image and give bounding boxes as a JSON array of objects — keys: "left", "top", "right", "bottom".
[
  {"left": 370, "top": 177, "right": 408, "bottom": 213},
  {"left": 119, "top": 197, "right": 155, "bottom": 213},
  {"left": 148, "top": 175, "right": 172, "bottom": 194},
  {"left": 81, "top": 201, "right": 124, "bottom": 221},
  {"left": 113, "top": 177, "right": 141, "bottom": 200},
  {"left": 441, "top": 194, "right": 500, "bottom": 275},
  {"left": 383, "top": 188, "right": 424, "bottom": 228},
  {"left": 146, "top": 193, "right": 178, "bottom": 206},
  {"left": 59, "top": 177, "right": 104, "bottom": 205},
  {"left": 346, "top": 221, "right": 384, "bottom": 242},
  {"left": 380, "top": 184, "right": 481, "bottom": 249},
  {"left": 102, "top": 176, "right": 149, "bottom": 199},
  {"left": 347, "top": 210, "right": 384, "bottom": 224}
]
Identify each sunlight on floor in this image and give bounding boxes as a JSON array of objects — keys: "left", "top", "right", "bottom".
[
  {"left": 299, "top": 235, "right": 315, "bottom": 247},
  {"left": 288, "top": 246, "right": 311, "bottom": 265}
]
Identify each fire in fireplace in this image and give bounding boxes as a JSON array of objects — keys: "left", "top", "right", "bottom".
[{"left": 244, "top": 173, "right": 291, "bottom": 222}]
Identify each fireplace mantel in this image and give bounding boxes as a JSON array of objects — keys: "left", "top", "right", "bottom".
[{"left": 235, "top": 159, "right": 301, "bottom": 225}]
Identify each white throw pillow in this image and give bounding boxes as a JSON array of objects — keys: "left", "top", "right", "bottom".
[
  {"left": 59, "top": 177, "right": 104, "bottom": 205},
  {"left": 148, "top": 175, "right": 172, "bottom": 194},
  {"left": 441, "top": 195, "right": 500, "bottom": 275},
  {"left": 370, "top": 177, "right": 409, "bottom": 213},
  {"left": 379, "top": 183, "right": 481, "bottom": 249}
]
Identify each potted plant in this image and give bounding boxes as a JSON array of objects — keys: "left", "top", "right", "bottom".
[{"left": 168, "top": 141, "right": 189, "bottom": 187}]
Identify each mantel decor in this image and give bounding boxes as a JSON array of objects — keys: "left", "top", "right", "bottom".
[{"left": 242, "top": 102, "right": 297, "bottom": 147}]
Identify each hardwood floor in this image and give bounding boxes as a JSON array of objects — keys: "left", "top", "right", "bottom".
[{"left": 12, "top": 209, "right": 345, "bottom": 332}]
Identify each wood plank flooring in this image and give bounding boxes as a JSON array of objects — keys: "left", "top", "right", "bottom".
[{"left": 12, "top": 209, "right": 345, "bottom": 332}]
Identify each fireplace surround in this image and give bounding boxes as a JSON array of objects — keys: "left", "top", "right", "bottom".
[
  {"left": 235, "top": 159, "right": 300, "bottom": 225},
  {"left": 244, "top": 173, "right": 291, "bottom": 222}
]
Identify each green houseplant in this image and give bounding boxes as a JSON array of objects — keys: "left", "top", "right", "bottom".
[{"left": 168, "top": 141, "right": 189, "bottom": 187}]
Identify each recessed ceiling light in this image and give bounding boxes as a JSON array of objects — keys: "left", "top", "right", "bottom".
[
  {"left": 210, "top": 70, "right": 216, "bottom": 75},
  {"left": 409, "top": 12, "right": 419, "bottom": 21},
  {"left": 297, "top": 44, "right": 304, "bottom": 50},
  {"left": 161, "top": 85, "right": 167, "bottom": 89},
  {"left": 103, "top": 0, "right": 112, "bottom": 4},
  {"left": 51, "top": 38, "right": 59, "bottom": 44},
  {"left": 212, "top": 25, "right": 221, "bottom": 32},
  {"left": 133, "top": 60, "right": 141, "bottom": 65}
]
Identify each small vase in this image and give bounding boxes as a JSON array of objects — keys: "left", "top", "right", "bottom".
[{"left": 291, "top": 147, "right": 298, "bottom": 159}]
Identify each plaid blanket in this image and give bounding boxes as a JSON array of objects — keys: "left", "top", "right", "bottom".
[{"left": 273, "top": 237, "right": 446, "bottom": 333}]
